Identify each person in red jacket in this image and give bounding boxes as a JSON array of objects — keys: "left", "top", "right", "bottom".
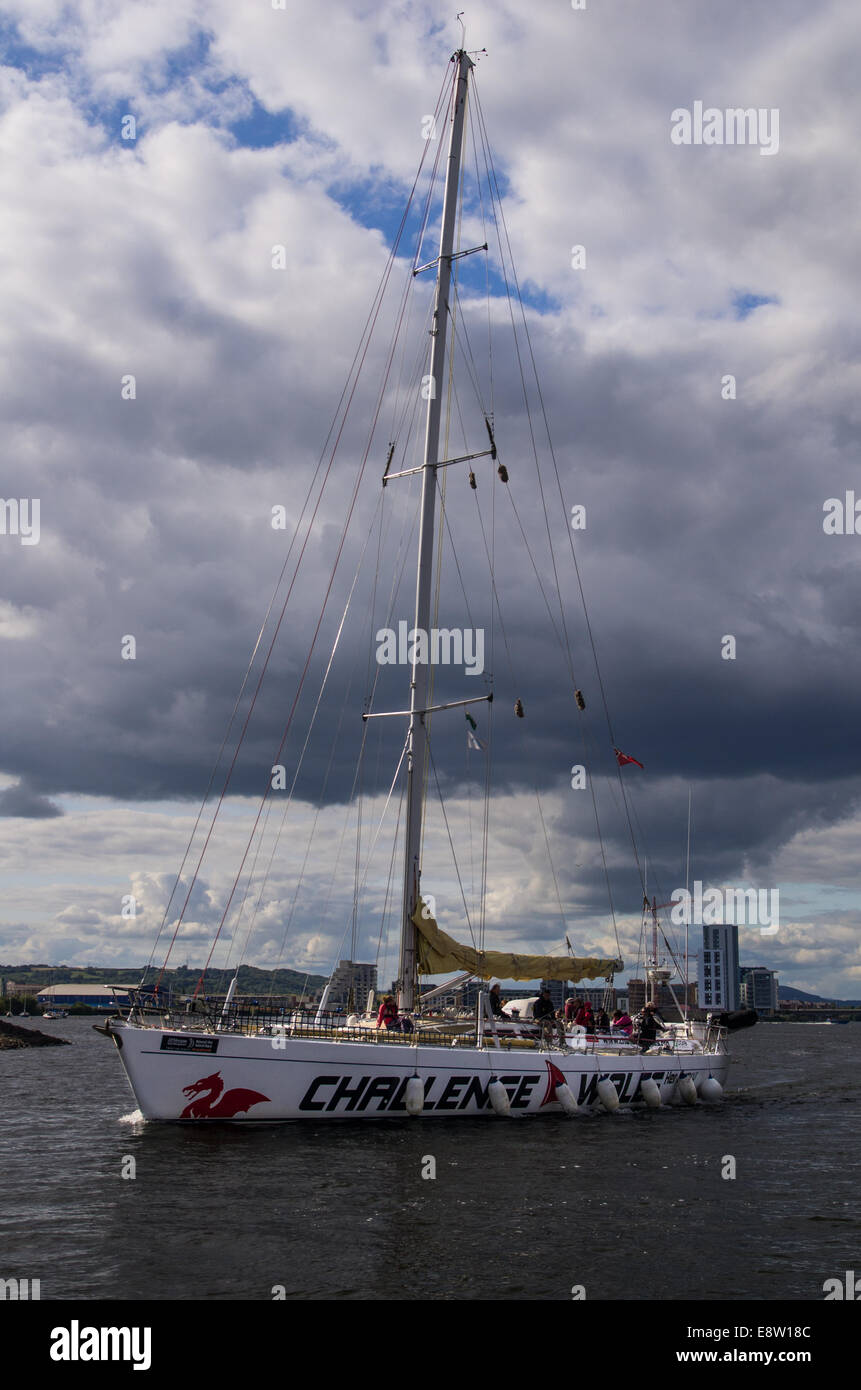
[
  {"left": 573, "top": 1000, "right": 594, "bottom": 1030},
  {"left": 376, "top": 995, "right": 398, "bottom": 1029},
  {"left": 611, "top": 1009, "right": 633, "bottom": 1036}
]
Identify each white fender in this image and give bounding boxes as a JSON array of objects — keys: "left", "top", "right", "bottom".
[
  {"left": 660, "top": 1080, "right": 678, "bottom": 1105},
  {"left": 699, "top": 1077, "right": 724, "bottom": 1104},
  {"left": 639, "top": 1078, "right": 662, "bottom": 1108},
  {"left": 596, "top": 1078, "right": 619, "bottom": 1112},
  {"left": 554, "top": 1082, "right": 579, "bottom": 1115},
  {"left": 488, "top": 1079, "right": 511, "bottom": 1115},
  {"left": 677, "top": 1075, "right": 698, "bottom": 1106},
  {"left": 405, "top": 1076, "right": 424, "bottom": 1116}
]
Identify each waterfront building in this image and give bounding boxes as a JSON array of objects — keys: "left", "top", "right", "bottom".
[
  {"left": 626, "top": 976, "right": 695, "bottom": 1020},
  {"left": 327, "top": 960, "right": 378, "bottom": 1009},
  {"left": 540, "top": 979, "right": 567, "bottom": 1010},
  {"left": 36, "top": 983, "right": 136, "bottom": 1010},
  {"left": 552, "top": 982, "right": 618, "bottom": 1011},
  {"left": 627, "top": 978, "right": 646, "bottom": 1015},
  {"left": 697, "top": 923, "right": 740, "bottom": 1011},
  {"left": 740, "top": 966, "right": 778, "bottom": 1016}
]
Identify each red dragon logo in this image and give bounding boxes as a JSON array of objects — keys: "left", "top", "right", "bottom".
[{"left": 179, "top": 1071, "right": 270, "bottom": 1119}]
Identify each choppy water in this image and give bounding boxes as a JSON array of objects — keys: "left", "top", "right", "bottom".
[{"left": 1, "top": 1018, "right": 857, "bottom": 1300}]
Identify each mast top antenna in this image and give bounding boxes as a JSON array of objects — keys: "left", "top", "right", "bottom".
[{"left": 454, "top": 11, "right": 487, "bottom": 60}]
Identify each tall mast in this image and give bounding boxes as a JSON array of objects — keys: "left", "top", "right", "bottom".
[{"left": 398, "top": 50, "right": 473, "bottom": 1011}]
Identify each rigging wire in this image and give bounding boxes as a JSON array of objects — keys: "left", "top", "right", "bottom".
[
  {"left": 252, "top": 450, "right": 421, "bottom": 996},
  {"left": 375, "top": 780, "right": 406, "bottom": 984},
  {"left": 193, "top": 325, "right": 426, "bottom": 991},
  {"left": 228, "top": 488, "right": 389, "bottom": 982},
  {"left": 155, "top": 65, "right": 452, "bottom": 990},
  {"left": 472, "top": 76, "right": 646, "bottom": 909},
  {"left": 322, "top": 734, "right": 411, "bottom": 979},
  {"left": 182, "top": 83, "right": 461, "bottom": 994},
  {"left": 425, "top": 731, "right": 477, "bottom": 948}
]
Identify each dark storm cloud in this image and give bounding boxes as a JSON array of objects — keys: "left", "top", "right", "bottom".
[{"left": 0, "top": 781, "right": 62, "bottom": 818}]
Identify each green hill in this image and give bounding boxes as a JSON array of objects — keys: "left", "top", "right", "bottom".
[{"left": 0, "top": 962, "right": 328, "bottom": 999}]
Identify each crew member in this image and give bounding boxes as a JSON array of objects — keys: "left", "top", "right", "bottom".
[
  {"left": 488, "top": 980, "right": 506, "bottom": 1018},
  {"left": 376, "top": 995, "right": 399, "bottom": 1029},
  {"left": 574, "top": 999, "right": 594, "bottom": 1030},
  {"left": 533, "top": 987, "right": 556, "bottom": 1021},
  {"left": 637, "top": 1002, "right": 666, "bottom": 1051}
]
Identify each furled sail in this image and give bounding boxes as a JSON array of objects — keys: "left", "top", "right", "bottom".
[{"left": 412, "top": 900, "right": 622, "bottom": 982}]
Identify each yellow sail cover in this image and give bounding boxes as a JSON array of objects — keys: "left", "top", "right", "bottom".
[{"left": 412, "top": 901, "right": 622, "bottom": 982}]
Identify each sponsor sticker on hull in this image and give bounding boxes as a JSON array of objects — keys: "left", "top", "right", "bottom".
[{"left": 160, "top": 1034, "right": 219, "bottom": 1054}]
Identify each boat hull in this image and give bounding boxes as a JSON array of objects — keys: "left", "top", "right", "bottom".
[{"left": 108, "top": 1021, "right": 730, "bottom": 1121}]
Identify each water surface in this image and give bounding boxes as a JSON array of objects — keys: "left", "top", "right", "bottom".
[{"left": 1, "top": 1018, "right": 856, "bottom": 1300}]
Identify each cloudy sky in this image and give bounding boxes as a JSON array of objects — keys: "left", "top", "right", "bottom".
[{"left": 1, "top": 0, "right": 859, "bottom": 1000}]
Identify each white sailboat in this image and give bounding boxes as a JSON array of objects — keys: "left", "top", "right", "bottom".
[{"left": 103, "top": 44, "right": 742, "bottom": 1121}]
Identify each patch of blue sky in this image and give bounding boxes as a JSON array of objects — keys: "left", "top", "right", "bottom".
[
  {"left": 0, "top": 21, "right": 137, "bottom": 144},
  {"left": 159, "top": 28, "right": 214, "bottom": 89},
  {"left": 455, "top": 259, "right": 560, "bottom": 315},
  {"left": 328, "top": 169, "right": 556, "bottom": 314},
  {"left": 732, "top": 290, "right": 778, "bottom": 319},
  {"left": 328, "top": 174, "right": 431, "bottom": 253},
  {"left": 780, "top": 883, "right": 861, "bottom": 911},
  {"left": 0, "top": 18, "right": 66, "bottom": 79},
  {"left": 229, "top": 96, "right": 302, "bottom": 149},
  {"left": 1, "top": 18, "right": 243, "bottom": 144},
  {"left": 697, "top": 290, "right": 779, "bottom": 323},
  {"left": 147, "top": 29, "right": 251, "bottom": 125},
  {"left": 82, "top": 95, "right": 144, "bottom": 143},
  {"left": 87, "top": 82, "right": 277, "bottom": 147}
]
